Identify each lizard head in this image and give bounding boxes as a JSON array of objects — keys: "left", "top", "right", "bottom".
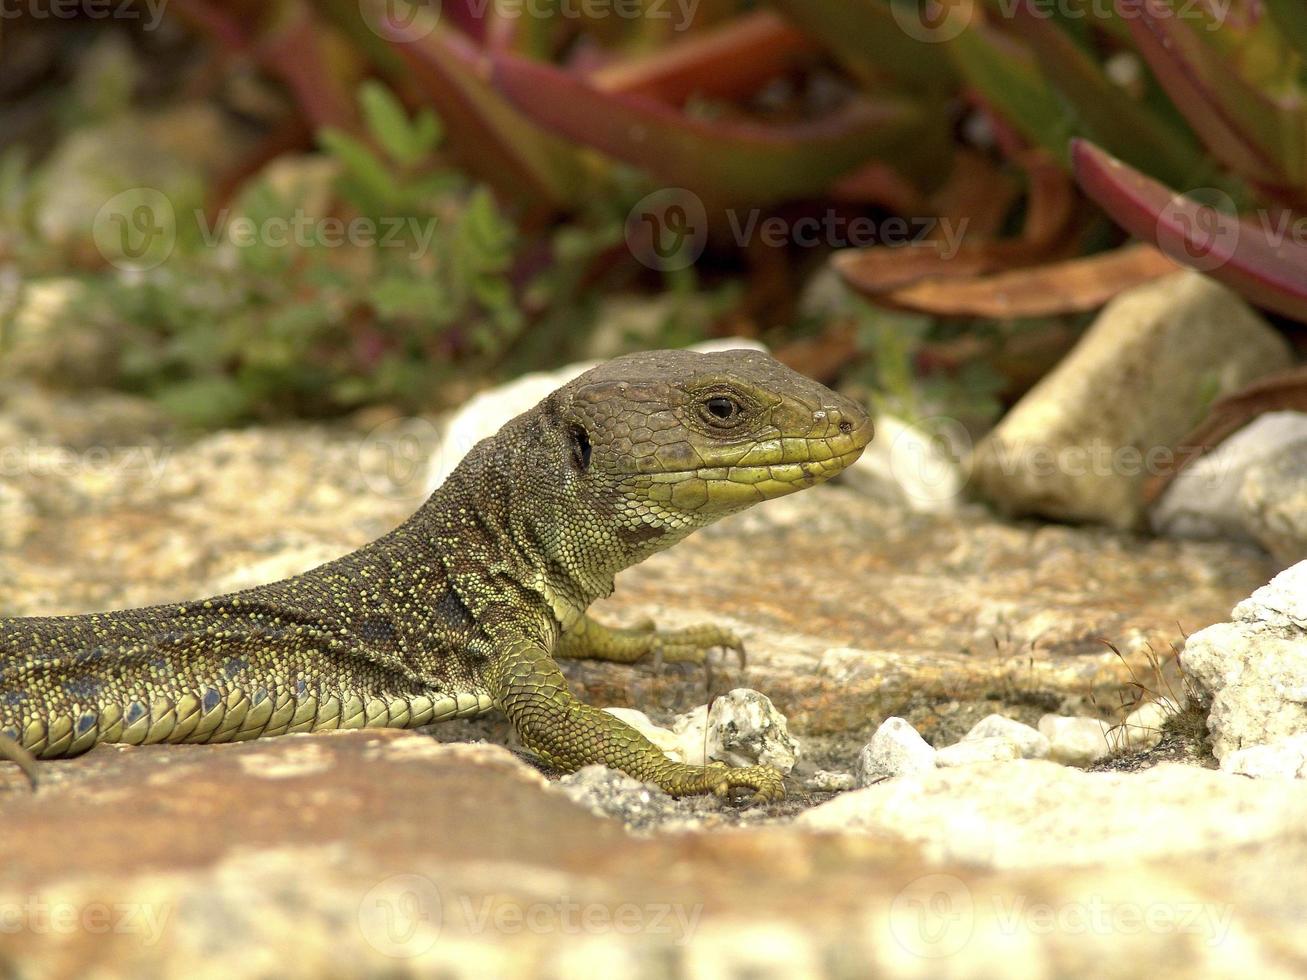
[{"left": 545, "top": 348, "right": 874, "bottom": 546}]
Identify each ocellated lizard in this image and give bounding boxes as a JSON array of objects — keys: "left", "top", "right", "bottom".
[{"left": 0, "top": 349, "right": 872, "bottom": 801}]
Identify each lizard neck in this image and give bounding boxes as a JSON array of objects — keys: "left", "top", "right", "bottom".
[{"left": 410, "top": 430, "right": 618, "bottom": 630}]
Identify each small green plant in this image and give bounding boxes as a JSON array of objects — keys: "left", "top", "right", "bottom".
[{"left": 50, "top": 81, "right": 620, "bottom": 427}]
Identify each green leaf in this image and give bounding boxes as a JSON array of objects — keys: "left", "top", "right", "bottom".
[
  {"left": 317, "top": 126, "right": 399, "bottom": 211},
  {"left": 359, "top": 80, "right": 438, "bottom": 168},
  {"left": 1264, "top": 0, "right": 1307, "bottom": 64}
]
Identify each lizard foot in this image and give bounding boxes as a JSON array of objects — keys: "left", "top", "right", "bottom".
[
  {"left": 635, "top": 620, "right": 746, "bottom": 670},
  {"left": 0, "top": 732, "right": 39, "bottom": 790},
  {"left": 657, "top": 761, "right": 784, "bottom": 804}
]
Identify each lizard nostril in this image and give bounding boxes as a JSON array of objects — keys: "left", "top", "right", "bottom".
[{"left": 839, "top": 420, "right": 853, "bottom": 435}]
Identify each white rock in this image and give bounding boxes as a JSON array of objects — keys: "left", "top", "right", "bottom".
[
  {"left": 803, "top": 769, "right": 857, "bottom": 792},
  {"left": 1115, "top": 698, "right": 1179, "bottom": 751},
  {"left": 855, "top": 717, "right": 936, "bottom": 786},
  {"left": 1181, "top": 562, "right": 1307, "bottom": 762},
  {"left": 602, "top": 707, "right": 687, "bottom": 762},
  {"left": 671, "top": 689, "right": 798, "bottom": 775},
  {"left": 1037, "top": 714, "right": 1113, "bottom": 766},
  {"left": 1222, "top": 735, "right": 1307, "bottom": 779},
  {"left": 1152, "top": 411, "right": 1307, "bottom": 542},
  {"left": 842, "top": 414, "right": 966, "bottom": 513},
  {"left": 971, "top": 271, "right": 1291, "bottom": 529},
  {"left": 1241, "top": 446, "right": 1307, "bottom": 568},
  {"left": 963, "top": 714, "right": 1050, "bottom": 759},
  {"left": 935, "top": 736, "right": 1021, "bottom": 768},
  {"left": 799, "top": 760, "right": 1307, "bottom": 869},
  {"left": 424, "top": 338, "right": 769, "bottom": 492}
]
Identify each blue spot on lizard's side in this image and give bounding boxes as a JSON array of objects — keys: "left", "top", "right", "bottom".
[
  {"left": 76, "top": 713, "right": 97, "bottom": 736},
  {"left": 126, "top": 702, "right": 146, "bottom": 724},
  {"left": 224, "top": 658, "right": 248, "bottom": 680},
  {"left": 202, "top": 689, "right": 221, "bottom": 712}
]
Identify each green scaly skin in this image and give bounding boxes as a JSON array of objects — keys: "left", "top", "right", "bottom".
[{"left": 0, "top": 350, "right": 873, "bottom": 801}]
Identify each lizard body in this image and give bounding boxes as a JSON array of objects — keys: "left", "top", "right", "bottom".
[{"left": 0, "top": 349, "right": 872, "bottom": 800}]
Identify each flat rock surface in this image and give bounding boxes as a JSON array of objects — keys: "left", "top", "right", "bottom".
[{"left": 0, "top": 385, "right": 1290, "bottom": 976}]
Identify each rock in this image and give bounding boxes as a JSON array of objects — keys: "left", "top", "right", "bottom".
[
  {"left": 554, "top": 764, "right": 678, "bottom": 828},
  {"left": 423, "top": 338, "right": 769, "bottom": 492},
  {"left": 800, "top": 759, "right": 1307, "bottom": 869},
  {"left": 1240, "top": 444, "right": 1307, "bottom": 568},
  {"left": 856, "top": 717, "right": 936, "bottom": 785},
  {"left": 671, "top": 689, "right": 798, "bottom": 774},
  {"left": 971, "top": 271, "right": 1292, "bottom": 529},
  {"left": 12, "top": 733, "right": 1307, "bottom": 976},
  {"left": 963, "top": 714, "right": 1050, "bottom": 759},
  {"left": 1151, "top": 411, "right": 1307, "bottom": 543},
  {"left": 1115, "top": 698, "right": 1179, "bottom": 751},
  {"left": 1037, "top": 714, "right": 1112, "bottom": 766},
  {"left": 842, "top": 414, "right": 966, "bottom": 513},
  {"left": 1181, "top": 561, "right": 1307, "bottom": 762},
  {"left": 803, "top": 769, "right": 856, "bottom": 792},
  {"left": 601, "top": 707, "right": 686, "bottom": 762},
  {"left": 1223, "top": 734, "right": 1307, "bottom": 779},
  {"left": 935, "top": 736, "right": 1021, "bottom": 768}
]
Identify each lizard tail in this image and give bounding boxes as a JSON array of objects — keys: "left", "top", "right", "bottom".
[{"left": 0, "top": 731, "right": 38, "bottom": 790}]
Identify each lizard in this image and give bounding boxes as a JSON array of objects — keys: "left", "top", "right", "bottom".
[{"left": 0, "top": 349, "right": 873, "bottom": 801}]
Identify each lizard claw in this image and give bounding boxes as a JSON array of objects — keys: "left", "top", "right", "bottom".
[{"left": 659, "top": 761, "right": 784, "bottom": 804}]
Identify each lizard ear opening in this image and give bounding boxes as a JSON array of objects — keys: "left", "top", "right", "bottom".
[{"left": 569, "top": 424, "right": 592, "bottom": 471}]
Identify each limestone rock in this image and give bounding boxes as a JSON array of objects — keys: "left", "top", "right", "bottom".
[
  {"left": 1151, "top": 411, "right": 1307, "bottom": 543},
  {"left": 842, "top": 414, "right": 966, "bottom": 513},
  {"left": 971, "top": 271, "right": 1291, "bottom": 529},
  {"left": 800, "top": 759, "right": 1307, "bottom": 869},
  {"left": 555, "top": 764, "right": 678, "bottom": 828},
  {"left": 935, "top": 736, "right": 1021, "bottom": 768},
  {"left": 1181, "top": 562, "right": 1307, "bottom": 762},
  {"left": 1223, "top": 734, "right": 1307, "bottom": 779},
  {"left": 672, "top": 689, "right": 798, "bottom": 774},
  {"left": 1240, "top": 444, "right": 1307, "bottom": 568},
  {"left": 963, "top": 714, "right": 1050, "bottom": 759},
  {"left": 1037, "top": 714, "right": 1112, "bottom": 766},
  {"left": 856, "top": 717, "right": 936, "bottom": 785}
]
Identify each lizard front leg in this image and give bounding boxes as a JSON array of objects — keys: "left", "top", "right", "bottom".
[
  {"left": 485, "top": 633, "right": 782, "bottom": 803},
  {"left": 554, "top": 613, "right": 744, "bottom": 668}
]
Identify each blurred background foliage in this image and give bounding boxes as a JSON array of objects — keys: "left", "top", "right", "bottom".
[{"left": 1, "top": 0, "right": 1305, "bottom": 428}]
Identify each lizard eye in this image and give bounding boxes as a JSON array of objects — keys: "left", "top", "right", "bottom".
[
  {"left": 701, "top": 396, "right": 742, "bottom": 425},
  {"left": 570, "top": 424, "right": 592, "bottom": 471}
]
